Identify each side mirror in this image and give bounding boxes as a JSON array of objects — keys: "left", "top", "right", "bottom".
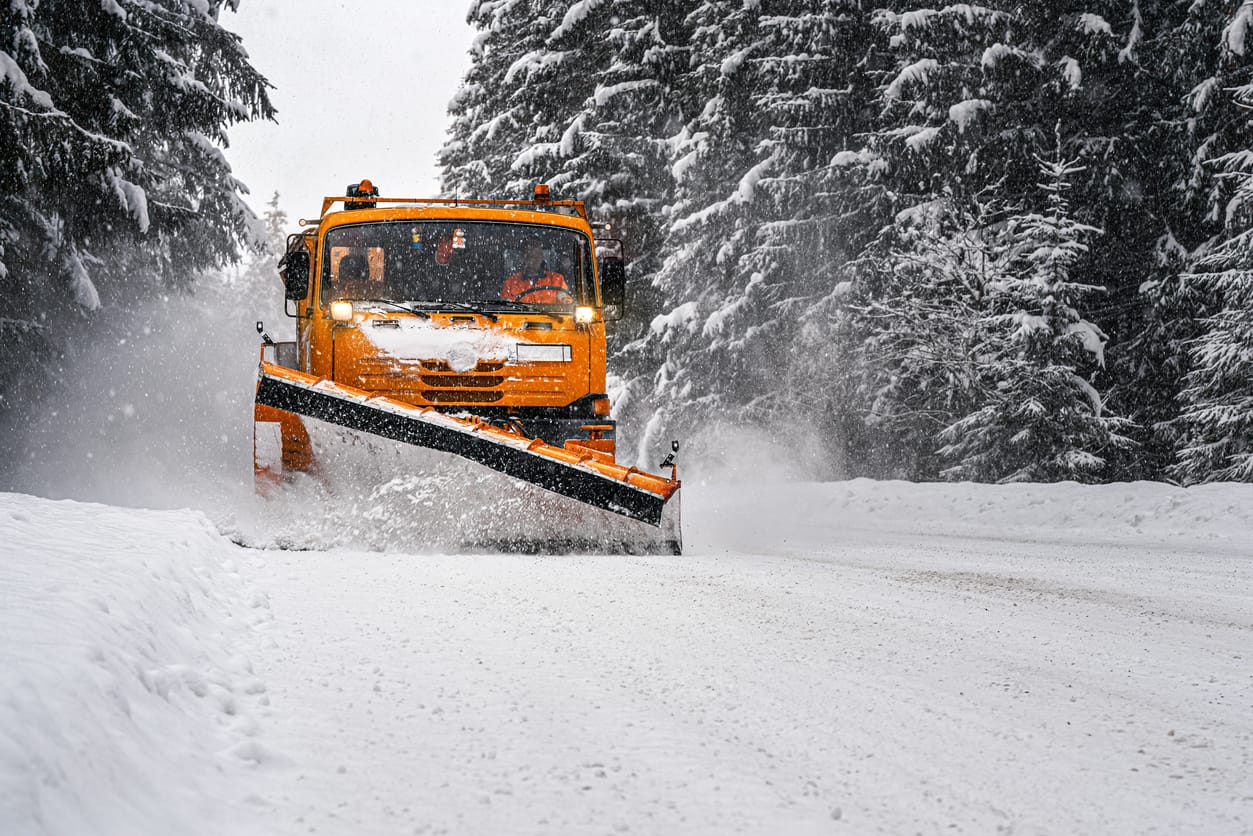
[
  {"left": 597, "top": 243, "right": 626, "bottom": 322},
  {"left": 280, "top": 250, "right": 310, "bottom": 300},
  {"left": 598, "top": 258, "right": 626, "bottom": 321}
]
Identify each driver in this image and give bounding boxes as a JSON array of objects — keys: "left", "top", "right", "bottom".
[{"left": 501, "top": 240, "right": 571, "bottom": 303}]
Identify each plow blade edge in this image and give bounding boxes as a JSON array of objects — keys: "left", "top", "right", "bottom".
[{"left": 255, "top": 362, "right": 680, "bottom": 530}]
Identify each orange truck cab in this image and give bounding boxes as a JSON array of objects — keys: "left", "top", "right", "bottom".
[{"left": 273, "top": 181, "right": 627, "bottom": 450}]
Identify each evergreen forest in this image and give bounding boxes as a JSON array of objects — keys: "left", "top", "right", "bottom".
[
  {"left": 441, "top": 0, "right": 1253, "bottom": 484},
  {"left": 0, "top": 0, "right": 272, "bottom": 467}
]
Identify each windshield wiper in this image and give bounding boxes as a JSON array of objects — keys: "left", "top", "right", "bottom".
[
  {"left": 472, "top": 299, "right": 566, "bottom": 321},
  {"left": 430, "top": 301, "right": 499, "bottom": 322},
  {"left": 363, "top": 299, "right": 431, "bottom": 319}
]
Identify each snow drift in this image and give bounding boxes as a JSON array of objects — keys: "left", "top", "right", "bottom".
[{"left": 0, "top": 495, "right": 276, "bottom": 836}]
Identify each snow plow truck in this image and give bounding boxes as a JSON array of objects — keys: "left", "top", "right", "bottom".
[{"left": 252, "top": 181, "right": 681, "bottom": 554}]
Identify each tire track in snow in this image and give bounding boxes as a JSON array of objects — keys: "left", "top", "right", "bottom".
[{"left": 240, "top": 525, "right": 1252, "bottom": 835}]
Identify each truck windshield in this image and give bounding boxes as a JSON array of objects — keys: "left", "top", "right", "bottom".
[{"left": 321, "top": 221, "right": 592, "bottom": 309}]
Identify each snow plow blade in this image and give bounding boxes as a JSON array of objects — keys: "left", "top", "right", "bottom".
[{"left": 255, "top": 361, "right": 681, "bottom": 538}]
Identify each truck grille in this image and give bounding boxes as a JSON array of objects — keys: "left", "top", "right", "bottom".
[
  {"left": 418, "top": 374, "right": 504, "bottom": 388},
  {"left": 422, "top": 389, "right": 504, "bottom": 403},
  {"left": 414, "top": 359, "right": 508, "bottom": 404},
  {"left": 356, "top": 358, "right": 562, "bottom": 406}
]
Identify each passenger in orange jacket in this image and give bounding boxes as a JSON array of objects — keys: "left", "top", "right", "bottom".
[{"left": 501, "top": 242, "right": 572, "bottom": 303}]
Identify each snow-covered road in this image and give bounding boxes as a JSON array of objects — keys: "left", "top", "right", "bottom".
[{"left": 3, "top": 480, "right": 1251, "bottom": 835}]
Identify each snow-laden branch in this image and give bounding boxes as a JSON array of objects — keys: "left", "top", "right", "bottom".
[{"left": 884, "top": 58, "right": 938, "bottom": 100}]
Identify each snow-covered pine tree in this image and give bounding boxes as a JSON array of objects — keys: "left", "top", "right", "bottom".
[
  {"left": 552, "top": 1, "right": 691, "bottom": 347},
  {"left": 827, "top": 191, "right": 1007, "bottom": 479},
  {"left": 434, "top": 1, "right": 1253, "bottom": 481},
  {"left": 507, "top": 1, "right": 614, "bottom": 191},
  {"left": 611, "top": 0, "right": 769, "bottom": 459},
  {"left": 936, "top": 152, "right": 1132, "bottom": 482},
  {"left": 1171, "top": 49, "right": 1253, "bottom": 483},
  {"left": 1105, "top": 245, "right": 1214, "bottom": 480},
  {"left": 618, "top": 1, "right": 878, "bottom": 462},
  {"left": 840, "top": 1, "right": 1164, "bottom": 256},
  {"left": 1172, "top": 232, "right": 1253, "bottom": 483},
  {"left": 441, "top": 0, "right": 545, "bottom": 196},
  {"left": 733, "top": 0, "right": 879, "bottom": 428},
  {"left": 856, "top": 4, "right": 1041, "bottom": 209},
  {"left": 802, "top": 1, "right": 1057, "bottom": 478},
  {"left": 821, "top": 2, "right": 1235, "bottom": 480},
  {"left": 262, "top": 191, "right": 288, "bottom": 255},
  {"left": 442, "top": 0, "right": 607, "bottom": 199},
  {"left": 0, "top": 0, "right": 272, "bottom": 433},
  {"left": 1106, "top": 0, "right": 1253, "bottom": 479}
]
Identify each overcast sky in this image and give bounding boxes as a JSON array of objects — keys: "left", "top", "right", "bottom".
[{"left": 222, "top": 2, "right": 476, "bottom": 227}]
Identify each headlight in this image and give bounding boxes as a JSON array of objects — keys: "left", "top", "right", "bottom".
[
  {"left": 330, "top": 301, "right": 354, "bottom": 322},
  {"left": 574, "top": 306, "right": 595, "bottom": 324},
  {"left": 514, "top": 343, "right": 572, "bottom": 363}
]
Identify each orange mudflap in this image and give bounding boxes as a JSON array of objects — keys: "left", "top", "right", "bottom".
[{"left": 253, "top": 401, "right": 314, "bottom": 487}]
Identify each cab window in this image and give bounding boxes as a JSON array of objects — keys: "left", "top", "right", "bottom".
[{"left": 319, "top": 221, "right": 591, "bottom": 308}]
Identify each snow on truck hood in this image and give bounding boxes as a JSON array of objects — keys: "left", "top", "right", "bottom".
[{"left": 357, "top": 316, "right": 520, "bottom": 363}]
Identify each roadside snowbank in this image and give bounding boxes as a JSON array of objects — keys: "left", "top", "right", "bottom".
[
  {"left": 0, "top": 494, "right": 275, "bottom": 836},
  {"left": 687, "top": 477, "right": 1253, "bottom": 552}
]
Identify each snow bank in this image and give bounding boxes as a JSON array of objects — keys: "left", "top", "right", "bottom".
[
  {"left": 0, "top": 494, "right": 276, "bottom": 836},
  {"left": 687, "top": 477, "right": 1253, "bottom": 552}
]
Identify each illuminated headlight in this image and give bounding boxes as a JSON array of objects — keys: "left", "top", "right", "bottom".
[
  {"left": 514, "top": 343, "right": 572, "bottom": 363},
  {"left": 330, "top": 301, "right": 354, "bottom": 322},
  {"left": 574, "top": 306, "right": 595, "bottom": 324}
]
